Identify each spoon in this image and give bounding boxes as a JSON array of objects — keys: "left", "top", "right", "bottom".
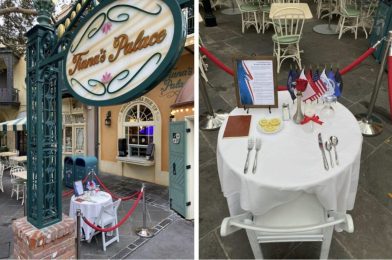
[
  {"left": 325, "top": 141, "right": 334, "bottom": 168},
  {"left": 330, "top": 136, "right": 339, "bottom": 166}
]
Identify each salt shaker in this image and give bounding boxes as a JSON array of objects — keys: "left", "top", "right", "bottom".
[{"left": 282, "top": 103, "right": 290, "bottom": 121}]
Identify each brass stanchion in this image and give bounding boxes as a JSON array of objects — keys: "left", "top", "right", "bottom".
[
  {"left": 200, "top": 78, "right": 228, "bottom": 130},
  {"left": 355, "top": 31, "right": 392, "bottom": 136},
  {"left": 136, "top": 184, "right": 153, "bottom": 238},
  {"left": 76, "top": 209, "right": 81, "bottom": 259}
]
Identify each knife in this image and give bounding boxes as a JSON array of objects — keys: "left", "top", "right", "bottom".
[{"left": 318, "top": 133, "right": 329, "bottom": 171}]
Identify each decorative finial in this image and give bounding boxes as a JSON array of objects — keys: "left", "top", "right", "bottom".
[{"left": 33, "top": 0, "right": 55, "bottom": 25}]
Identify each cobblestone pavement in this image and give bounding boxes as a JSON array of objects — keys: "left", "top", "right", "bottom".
[{"left": 199, "top": 0, "right": 392, "bottom": 258}]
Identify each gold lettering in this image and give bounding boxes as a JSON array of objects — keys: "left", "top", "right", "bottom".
[
  {"left": 69, "top": 28, "right": 168, "bottom": 74},
  {"left": 68, "top": 50, "right": 89, "bottom": 76}
]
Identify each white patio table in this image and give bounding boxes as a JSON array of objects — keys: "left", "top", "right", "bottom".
[
  {"left": 69, "top": 191, "right": 113, "bottom": 241},
  {"left": 217, "top": 91, "right": 363, "bottom": 216}
]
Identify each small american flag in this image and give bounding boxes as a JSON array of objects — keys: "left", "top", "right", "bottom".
[{"left": 313, "top": 69, "right": 328, "bottom": 98}]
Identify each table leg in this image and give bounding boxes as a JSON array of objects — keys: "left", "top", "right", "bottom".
[
  {"left": 221, "top": 0, "right": 241, "bottom": 15},
  {"left": 313, "top": 0, "right": 339, "bottom": 35}
]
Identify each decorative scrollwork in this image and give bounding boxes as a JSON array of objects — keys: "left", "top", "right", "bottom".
[
  {"left": 70, "top": 3, "right": 163, "bottom": 53},
  {"left": 69, "top": 52, "right": 162, "bottom": 97},
  {"left": 107, "top": 4, "right": 162, "bottom": 22},
  {"left": 70, "top": 12, "right": 106, "bottom": 53}
]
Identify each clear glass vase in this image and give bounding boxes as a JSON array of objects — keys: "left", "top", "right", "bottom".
[{"left": 293, "top": 92, "right": 304, "bottom": 124}]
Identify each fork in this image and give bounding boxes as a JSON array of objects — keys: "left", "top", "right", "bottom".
[
  {"left": 252, "top": 138, "right": 262, "bottom": 174},
  {"left": 244, "top": 138, "right": 255, "bottom": 174}
]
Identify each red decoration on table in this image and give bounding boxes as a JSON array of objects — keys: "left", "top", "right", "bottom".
[
  {"left": 295, "top": 79, "right": 308, "bottom": 92},
  {"left": 300, "top": 115, "right": 324, "bottom": 125}
]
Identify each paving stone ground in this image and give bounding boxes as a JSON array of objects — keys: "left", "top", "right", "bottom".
[
  {"left": 0, "top": 171, "right": 193, "bottom": 259},
  {"left": 199, "top": 1, "right": 392, "bottom": 258}
]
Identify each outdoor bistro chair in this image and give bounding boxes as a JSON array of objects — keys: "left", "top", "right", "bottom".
[
  {"left": 95, "top": 198, "right": 122, "bottom": 251},
  {"left": 337, "top": 0, "right": 361, "bottom": 39},
  {"left": 220, "top": 193, "right": 354, "bottom": 259},
  {"left": 0, "top": 163, "right": 4, "bottom": 192},
  {"left": 358, "top": 0, "right": 378, "bottom": 39},
  {"left": 261, "top": 0, "right": 272, "bottom": 34},
  {"left": 271, "top": 7, "right": 305, "bottom": 73},
  {"left": 235, "top": 0, "right": 262, "bottom": 33},
  {"left": 10, "top": 166, "right": 25, "bottom": 204}
]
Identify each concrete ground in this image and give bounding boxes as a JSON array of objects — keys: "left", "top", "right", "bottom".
[
  {"left": 200, "top": 1, "right": 392, "bottom": 259},
  {"left": 0, "top": 171, "right": 193, "bottom": 259}
]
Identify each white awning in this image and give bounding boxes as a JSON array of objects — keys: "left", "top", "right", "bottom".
[{"left": 0, "top": 117, "right": 26, "bottom": 131}]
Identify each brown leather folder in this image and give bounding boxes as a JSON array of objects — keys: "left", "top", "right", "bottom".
[{"left": 223, "top": 115, "right": 252, "bottom": 138}]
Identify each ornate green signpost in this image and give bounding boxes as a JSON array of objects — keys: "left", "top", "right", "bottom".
[
  {"left": 26, "top": 0, "right": 187, "bottom": 228},
  {"left": 26, "top": 0, "right": 62, "bottom": 228}
]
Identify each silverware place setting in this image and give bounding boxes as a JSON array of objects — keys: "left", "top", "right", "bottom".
[
  {"left": 244, "top": 137, "right": 254, "bottom": 174},
  {"left": 252, "top": 138, "right": 262, "bottom": 174},
  {"left": 318, "top": 133, "right": 340, "bottom": 171}
]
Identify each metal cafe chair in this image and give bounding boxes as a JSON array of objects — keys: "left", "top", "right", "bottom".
[
  {"left": 235, "top": 0, "right": 262, "bottom": 33},
  {"left": 358, "top": 0, "right": 378, "bottom": 39},
  {"left": 337, "top": 0, "right": 361, "bottom": 39},
  {"left": 10, "top": 166, "right": 25, "bottom": 203},
  {"left": 271, "top": 7, "right": 305, "bottom": 73},
  {"left": 94, "top": 199, "right": 122, "bottom": 251},
  {"left": 221, "top": 193, "right": 354, "bottom": 259}
]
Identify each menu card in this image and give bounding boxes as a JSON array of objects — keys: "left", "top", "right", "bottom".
[{"left": 223, "top": 115, "right": 252, "bottom": 138}]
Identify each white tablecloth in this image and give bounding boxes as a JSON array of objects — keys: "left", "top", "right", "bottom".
[
  {"left": 69, "top": 191, "right": 113, "bottom": 240},
  {"left": 217, "top": 91, "right": 363, "bottom": 216}
]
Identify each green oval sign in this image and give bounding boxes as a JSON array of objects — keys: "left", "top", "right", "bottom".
[{"left": 63, "top": 0, "right": 186, "bottom": 106}]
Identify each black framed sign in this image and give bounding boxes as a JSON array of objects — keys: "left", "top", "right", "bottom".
[{"left": 233, "top": 56, "right": 278, "bottom": 108}]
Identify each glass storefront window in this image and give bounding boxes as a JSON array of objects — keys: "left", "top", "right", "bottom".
[{"left": 123, "top": 104, "right": 155, "bottom": 159}]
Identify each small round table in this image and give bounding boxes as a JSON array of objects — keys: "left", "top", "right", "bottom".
[
  {"left": 217, "top": 91, "right": 363, "bottom": 216},
  {"left": 69, "top": 191, "right": 113, "bottom": 241}
]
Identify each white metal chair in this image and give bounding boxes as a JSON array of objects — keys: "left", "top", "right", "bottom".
[
  {"left": 0, "top": 163, "right": 4, "bottom": 192},
  {"left": 221, "top": 193, "right": 354, "bottom": 259},
  {"left": 261, "top": 0, "right": 272, "bottom": 34},
  {"left": 10, "top": 166, "right": 26, "bottom": 203},
  {"left": 236, "top": 0, "right": 262, "bottom": 33},
  {"left": 96, "top": 199, "right": 122, "bottom": 251},
  {"left": 358, "top": 0, "right": 378, "bottom": 39},
  {"left": 271, "top": 7, "right": 305, "bottom": 73},
  {"left": 337, "top": 0, "right": 361, "bottom": 39}
]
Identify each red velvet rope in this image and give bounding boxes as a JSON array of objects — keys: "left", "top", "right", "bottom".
[
  {"left": 200, "top": 46, "right": 234, "bottom": 76},
  {"left": 340, "top": 47, "right": 376, "bottom": 75},
  {"left": 94, "top": 174, "right": 140, "bottom": 201},
  {"left": 388, "top": 56, "right": 392, "bottom": 121},
  {"left": 200, "top": 45, "right": 377, "bottom": 83},
  {"left": 82, "top": 190, "right": 143, "bottom": 233}
]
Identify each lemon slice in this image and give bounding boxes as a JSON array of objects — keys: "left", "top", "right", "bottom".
[
  {"left": 259, "top": 119, "right": 268, "bottom": 127},
  {"left": 270, "top": 118, "right": 281, "bottom": 126}
]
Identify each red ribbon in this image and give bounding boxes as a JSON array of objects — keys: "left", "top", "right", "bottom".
[{"left": 301, "top": 115, "right": 323, "bottom": 125}]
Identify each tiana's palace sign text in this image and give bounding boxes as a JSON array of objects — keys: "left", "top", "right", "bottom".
[{"left": 64, "top": 0, "right": 186, "bottom": 106}]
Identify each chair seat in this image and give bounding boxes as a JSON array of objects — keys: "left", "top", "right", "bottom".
[
  {"left": 343, "top": 7, "right": 360, "bottom": 16},
  {"left": 11, "top": 178, "right": 25, "bottom": 185},
  {"left": 272, "top": 34, "right": 300, "bottom": 44},
  {"left": 261, "top": 4, "right": 270, "bottom": 12},
  {"left": 254, "top": 193, "right": 326, "bottom": 236},
  {"left": 240, "top": 3, "right": 259, "bottom": 12}
]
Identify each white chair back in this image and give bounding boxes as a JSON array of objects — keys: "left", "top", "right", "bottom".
[
  {"left": 99, "top": 199, "right": 122, "bottom": 219},
  {"left": 221, "top": 194, "right": 354, "bottom": 259},
  {"left": 271, "top": 7, "right": 305, "bottom": 38},
  {"left": 10, "top": 166, "right": 24, "bottom": 180}
]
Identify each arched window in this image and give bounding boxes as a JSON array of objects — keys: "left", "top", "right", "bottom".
[{"left": 123, "top": 103, "right": 155, "bottom": 158}]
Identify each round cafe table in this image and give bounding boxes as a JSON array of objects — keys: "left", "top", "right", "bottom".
[
  {"left": 69, "top": 191, "right": 113, "bottom": 241},
  {"left": 217, "top": 91, "right": 363, "bottom": 216}
]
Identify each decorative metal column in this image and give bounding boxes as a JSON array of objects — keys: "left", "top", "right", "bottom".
[{"left": 26, "top": 0, "right": 63, "bottom": 228}]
